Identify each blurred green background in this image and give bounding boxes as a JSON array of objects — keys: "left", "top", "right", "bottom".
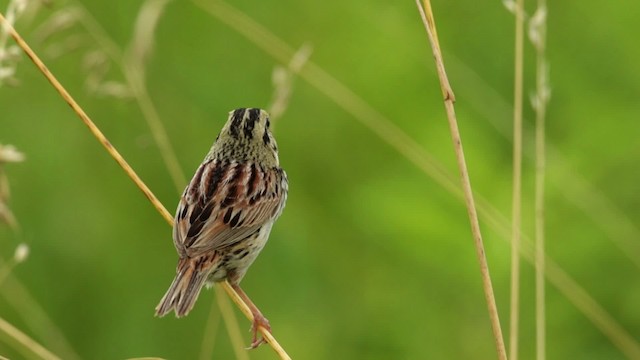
[{"left": 1, "top": 0, "right": 639, "bottom": 359}]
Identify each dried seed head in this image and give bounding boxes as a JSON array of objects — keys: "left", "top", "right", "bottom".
[
  {"left": 0, "top": 144, "right": 25, "bottom": 163},
  {"left": 14, "top": 243, "right": 29, "bottom": 263}
]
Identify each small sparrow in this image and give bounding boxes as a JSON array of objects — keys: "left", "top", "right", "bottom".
[{"left": 155, "top": 108, "right": 288, "bottom": 348}]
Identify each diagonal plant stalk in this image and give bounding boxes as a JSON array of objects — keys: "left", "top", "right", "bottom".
[
  {"left": 416, "top": 1, "right": 507, "bottom": 359},
  {"left": 0, "top": 265, "right": 82, "bottom": 360},
  {"left": 0, "top": 11, "right": 291, "bottom": 360},
  {"left": 481, "top": 206, "right": 640, "bottom": 359},
  {"left": 509, "top": 0, "right": 525, "bottom": 359},
  {"left": 122, "top": 0, "right": 187, "bottom": 190},
  {"left": 0, "top": 315, "right": 61, "bottom": 360},
  {"left": 0, "top": 244, "right": 29, "bottom": 298},
  {"left": 529, "top": 2, "right": 549, "bottom": 359}
]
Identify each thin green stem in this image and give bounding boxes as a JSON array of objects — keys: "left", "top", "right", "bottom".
[
  {"left": 0, "top": 257, "right": 17, "bottom": 287},
  {"left": 530, "top": 2, "right": 548, "bottom": 359},
  {"left": 199, "top": 297, "right": 221, "bottom": 360},
  {"left": 214, "top": 286, "right": 250, "bottom": 360},
  {"left": 124, "top": 0, "right": 186, "bottom": 191},
  {"left": 534, "top": 73, "right": 547, "bottom": 360},
  {"left": 509, "top": 0, "right": 524, "bottom": 359}
]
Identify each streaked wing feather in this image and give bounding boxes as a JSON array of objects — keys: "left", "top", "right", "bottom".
[{"left": 173, "top": 160, "right": 286, "bottom": 257}]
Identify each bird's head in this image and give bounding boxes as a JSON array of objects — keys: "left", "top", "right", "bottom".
[{"left": 210, "top": 108, "right": 279, "bottom": 166}]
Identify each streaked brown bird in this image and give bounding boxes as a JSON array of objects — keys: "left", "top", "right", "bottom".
[{"left": 155, "top": 108, "right": 288, "bottom": 348}]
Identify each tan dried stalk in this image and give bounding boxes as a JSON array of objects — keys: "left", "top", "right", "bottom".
[
  {"left": 0, "top": 11, "right": 291, "bottom": 360},
  {"left": 416, "top": 1, "right": 507, "bottom": 359}
]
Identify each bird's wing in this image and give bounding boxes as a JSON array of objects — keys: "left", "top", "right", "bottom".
[{"left": 173, "top": 159, "right": 287, "bottom": 257}]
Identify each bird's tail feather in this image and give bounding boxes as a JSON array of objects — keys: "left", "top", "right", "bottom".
[{"left": 155, "top": 256, "right": 215, "bottom": 317}]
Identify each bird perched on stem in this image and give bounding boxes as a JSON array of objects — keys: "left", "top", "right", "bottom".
[{"left": 155, "top": 108, "right": 288, "bottom": 348}]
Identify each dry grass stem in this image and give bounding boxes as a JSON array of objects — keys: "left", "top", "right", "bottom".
[
  {"left": 509, "top": 0, "right": 524, "bottom": 358},
  {"left": 416, "top": 1, "right": 507, "bottom": 359},
  {"left": 529, "top": 2, "right": 549, "bottom": 359},
  {"left": 0, "top": 11, "right": 291, "bottom": 359},
  {"left": 0, "top": 315, "right": 62, "bottom": 360}
]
